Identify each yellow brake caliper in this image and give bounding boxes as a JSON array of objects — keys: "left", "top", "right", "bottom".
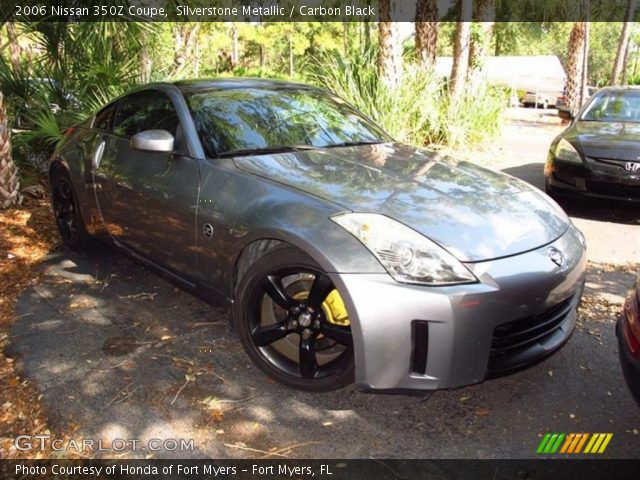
[{"left": 321, "top": 289, "right": 350, "bottom": 326}]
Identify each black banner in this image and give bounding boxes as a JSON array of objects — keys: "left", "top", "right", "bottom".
[
  {"left": 0, "top": 0, "right": 638, "bottom": 23},
  {"left": 2, "top": 460, "right": 640, "bottom": 480}
]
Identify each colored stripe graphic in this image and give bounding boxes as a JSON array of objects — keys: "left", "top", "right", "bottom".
[
  {"left": 574, "top": 433, "right": 589, "bottom": 453},
  {"left": 560, "top": 433, "right": 575, "bottom": 453},
  {"left": 537, "top": 433, "right": 613, "bottom": 454},
  {"left": 597, "top": 433, "right": 613, "bottom": 453},
  {"left": 536, "top": 434, "right": 552, "bottom": 454}
]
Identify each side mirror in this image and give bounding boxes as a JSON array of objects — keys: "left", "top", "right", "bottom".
[{"left": 131, "top": 130, "right": 174, "bottom": 153}]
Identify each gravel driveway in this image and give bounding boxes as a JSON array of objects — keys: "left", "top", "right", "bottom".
[{"left": 8, "top": 108, "right": 640, "bottom": 459}]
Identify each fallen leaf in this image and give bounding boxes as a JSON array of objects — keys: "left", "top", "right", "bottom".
[
  {"left": 475, "top": 407, "right": 490, "bottom": 416},
  {"left": 211, "top": 409, "right": 224, "bottom": 422}
]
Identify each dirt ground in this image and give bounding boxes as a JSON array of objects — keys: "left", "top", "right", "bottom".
[{"left": 2, "top": 108, "right": 639, "bottom": 459}]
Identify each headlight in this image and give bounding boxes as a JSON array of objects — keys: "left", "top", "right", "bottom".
[
  {"left": 554, "top": 138, "right": 582, "bottom": 164},
  {"left": 331, "top": 213, "right": 477, "bottom": 286}
]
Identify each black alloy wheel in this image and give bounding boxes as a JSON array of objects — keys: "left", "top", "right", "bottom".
[
  {"left": 235, "top": 247, "right": 355, "bottom": 391},
  {"left": 50, "top": 170, "right": 88, "bottom": 249}
]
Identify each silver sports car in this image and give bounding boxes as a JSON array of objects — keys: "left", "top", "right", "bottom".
[{"left": 49, "top": 79, "right": 587, "bottom": 392}]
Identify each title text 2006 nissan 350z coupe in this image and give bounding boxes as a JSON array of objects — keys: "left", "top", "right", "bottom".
[{"left": 49, "top": 79, "right": 587, "bottom": 393}]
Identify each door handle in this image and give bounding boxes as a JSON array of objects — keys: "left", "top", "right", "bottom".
[{"left": 92, "top": 141, "right": 106, "bottom": 170}]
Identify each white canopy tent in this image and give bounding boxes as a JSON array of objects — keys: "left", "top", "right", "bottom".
[{"left": 435, "top": 55, "right": 567, "bottom": 94}]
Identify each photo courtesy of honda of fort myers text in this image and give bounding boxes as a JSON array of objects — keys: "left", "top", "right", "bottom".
[{"left": 0, "top": 0, "right": 640, "bottom": 479}]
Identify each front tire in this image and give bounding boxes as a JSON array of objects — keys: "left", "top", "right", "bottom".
[
  {"left": 234, "top": 247, "right": 355, "bottom": 392},
  {"left": 50, "top": 168, "right": 90, "bottom": 250}
]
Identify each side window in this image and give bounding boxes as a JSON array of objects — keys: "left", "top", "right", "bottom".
[
  {"left": 113, "top": 91, "right": 181, "bottom": 138},
  {"left": 94, "top": 104, "right": 116, "bottom": 132}
]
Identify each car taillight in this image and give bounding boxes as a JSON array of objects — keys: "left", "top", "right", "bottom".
[{"left": 623, "top": 293, "right": 640, "bottom": 358}]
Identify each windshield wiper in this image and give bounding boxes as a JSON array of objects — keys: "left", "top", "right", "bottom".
[
  {"left": 218, "top": 145, "right": 316, "bottom": 158},
  {"left": 324, "top": 140, "right": 385, "bottom": 148}
]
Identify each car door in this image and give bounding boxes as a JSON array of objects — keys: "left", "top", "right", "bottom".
[{"left": 92, "top": 89, "right": 200, "bottom": 275}]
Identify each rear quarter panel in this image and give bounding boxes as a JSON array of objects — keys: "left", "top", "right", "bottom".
[{"left": 51, "top": 120, "right": 104, "bottom": 236}]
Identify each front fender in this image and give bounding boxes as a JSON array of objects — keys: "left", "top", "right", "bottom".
[{"left": 195, "top": 160, "right": 385, "bottom": 299}]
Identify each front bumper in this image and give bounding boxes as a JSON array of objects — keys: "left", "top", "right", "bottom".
[
  {"left": 545, "top": 153, "right": 640, "bottom": 202},
  {"left": 332, "top": 225, "right": 587, "bottom": 391}
]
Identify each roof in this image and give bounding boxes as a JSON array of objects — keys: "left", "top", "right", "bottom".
[
  {"left": 435, "top": 55, "right": 567, "bottom": 93},
  {"left": 172, "top": 78, "right": 316, "bottom": 93},
  {"left": 597, "top": 86, "right": 640, "bottom": 92}
]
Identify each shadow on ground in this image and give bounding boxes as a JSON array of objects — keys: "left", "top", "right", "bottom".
[{"left": 6, "top": 243, "right": 640, "bottom": 459}]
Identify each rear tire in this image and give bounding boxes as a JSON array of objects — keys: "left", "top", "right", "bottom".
[
  {"left": 234, "top": 247, "right": 355, "bottom": 392},
  {"left": 50, "top": 168, "right": 90, "bottom": 250}
]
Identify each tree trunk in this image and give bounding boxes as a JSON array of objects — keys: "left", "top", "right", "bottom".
[
  {"left": 231, "top": 24, "right": 239, "bottom": 69},
  {"left": 259, "top": 21, "right": 266, "bottom": 68},
  {"left": 259, "top": 45, "right": 266, "bottom": 68},
  {"left": 364, "top": 19, "right": 371, "bottom": 52},
  {"left": 565, "top": 22, "right": 587, "bottom": 114},
  {"left": 343, "top": 22, "right": 349, "bottom": 56},
  {"left": 174, "top": 25, "right": 199, "bottom": 73},
  {"left": 622, "top": 39, "right": 631, "bottom": 84},
  {"left": 580, "top": 21, "right": 590, "bottom": 106},
  {"left": 415, "top": 0, "right": 438, "bottom": 68},
  {"left": 449, "top": 0, "right": 473, "bottom": 102},
  {"left": 174, "top": 26, "right": 185, "bottom": 69},
  {"left": 140, "top": 47, "right": 152, "bottom": 83},
  {"left": 611, "top": 0, "right": 637, "bottom": 85},
  {"left": 378, "top": 0, "right": 402, "bottom": 89},
  {"left": 6, "top": 23, "right": 21, "bottom": 76},
  {"left": 0, "top": 92, "right": 22, "bottom": 209},
  {"left": 194, "top": 39, "right": 200, "bottom": 77},
  {"left": 289, "top": 36, "right": 294, "bottom": 77},
  {"left": 468, "top": 0, "right": 495, "bottom": 80}
]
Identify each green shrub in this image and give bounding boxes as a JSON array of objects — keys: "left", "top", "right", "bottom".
[{"left": 304, "top": 48, "right": 505, "bottom": 148}]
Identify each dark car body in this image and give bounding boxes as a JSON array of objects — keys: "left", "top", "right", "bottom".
[
  {"left": 617, "top": 278, "right": 640, "bottom": 405},
  {"left": 556, "top": 87, "right": 597, "bottom": 120},
  {"left": 545, "top": 87, "right": 640, "bottom": 201}
]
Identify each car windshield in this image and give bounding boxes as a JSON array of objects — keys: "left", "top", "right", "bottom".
[
  {"left": 581, "top": 90, "right": 640, "bottom": 122},
  {"left": 186, "top": 87, "right": 391, "bottom": 157}
]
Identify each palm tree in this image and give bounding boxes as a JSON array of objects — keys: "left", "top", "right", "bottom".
[
  {"left": 0, "top": 92, "right": 21, "bottom": 208},
  {"left": 468, "top": 0, "right": 495, "bottom": 79},
  {"left": 378, "top": 0, "right": 402, "bottom": 89},
  {"left": 611, "top": 0, "right": 637, "bottom": 85},
  {"left": 565, "top": 22, "right": 587, "bottom": 114},
  {"left": 415, "top": 0, "right": 438, "bottom": 68},
  {"left": 449, "top": 0, "right": 473, "bottom": 102}
]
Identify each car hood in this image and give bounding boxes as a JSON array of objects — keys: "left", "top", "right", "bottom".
[
  {"left": 234, "top": 143, "right": 570, "bottom": 262},
  {"left": 573, "top": 121, "right": 640, "bottom": 160}
]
